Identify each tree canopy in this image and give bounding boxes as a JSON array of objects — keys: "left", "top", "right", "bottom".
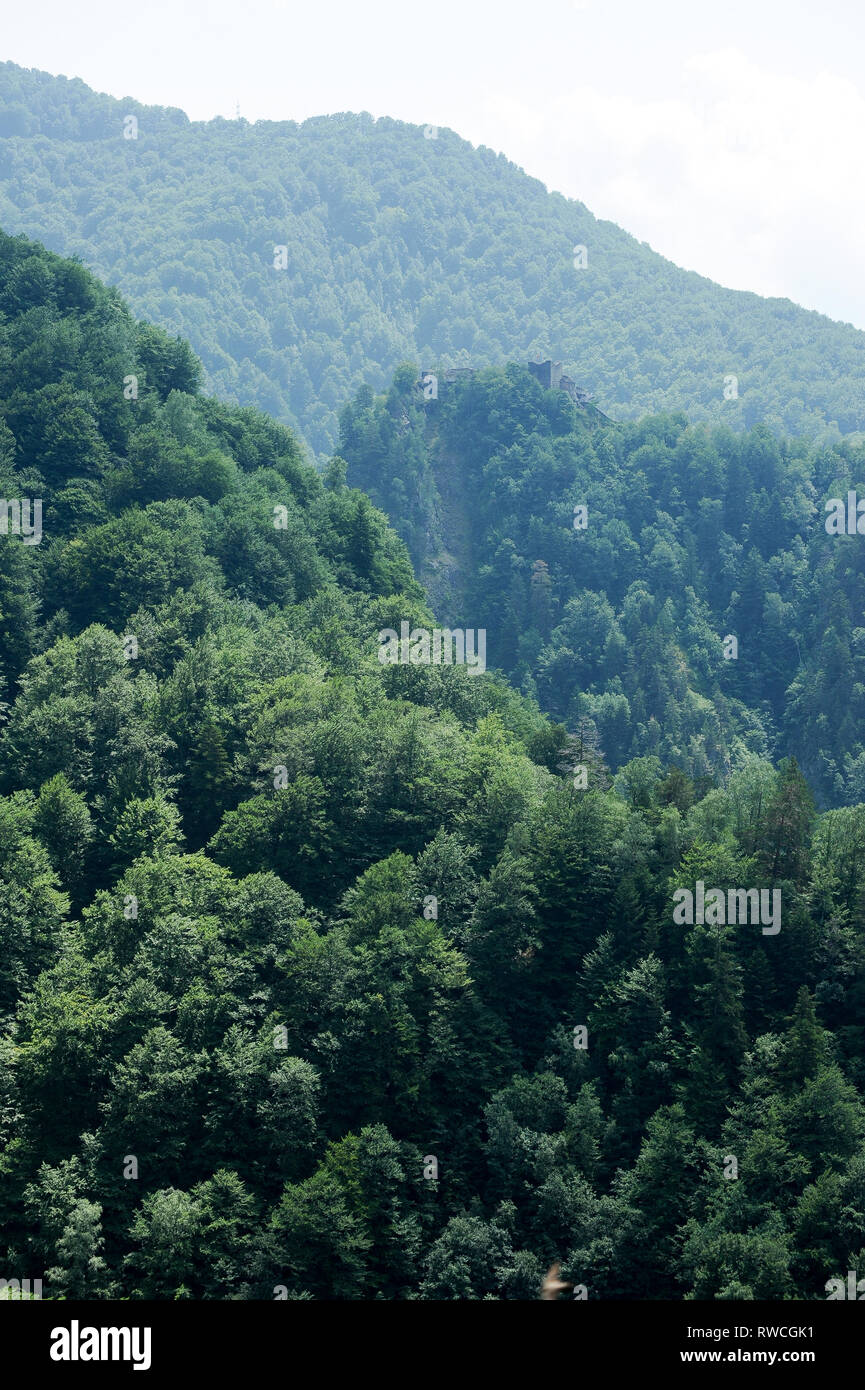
[{"left": 1, "top": 230, "right": 864, "bottom": 1304}]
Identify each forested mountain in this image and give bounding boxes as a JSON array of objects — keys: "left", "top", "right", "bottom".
[
  {"left": 2, "top": 229, "right": 865, "bottom": 1302},
  {"left": 342, "top": 363, "right": 865, "bottom": 808},
  {"left": 2, "top": 61, "right": 865, "bottom": 457}
]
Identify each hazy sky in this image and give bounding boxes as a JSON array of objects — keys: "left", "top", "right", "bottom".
[{"left": 4, "top": 0, "right": 865, "bottom": 327}]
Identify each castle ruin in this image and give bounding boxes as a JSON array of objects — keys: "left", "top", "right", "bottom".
[{"left": 418, "top": 359, "right": 606, "bottom": 418}]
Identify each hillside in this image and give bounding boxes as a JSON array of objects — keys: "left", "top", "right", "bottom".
[
  {"left": 2, "top": 62, "right": 865, "bottom": 455},
  {"left": 341, "top": 361, "right": 865, "bottom": 808},
  {"left": 3, "top": 229, "right": 865, "bottom": 1302}
]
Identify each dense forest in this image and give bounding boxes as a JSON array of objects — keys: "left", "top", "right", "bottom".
[
  {"left": 341, "top": 363, "right": 865, "bottom": 809},
  {"left": 1, "top": 229, "right": 865, "bottom": 1302},
  {"left": 2, "top": 61, "right": 865, "bottom": 456}
]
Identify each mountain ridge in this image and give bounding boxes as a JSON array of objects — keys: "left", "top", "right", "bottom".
[{"left": 1, "top": 60, "right": 863, "bottom": 455}]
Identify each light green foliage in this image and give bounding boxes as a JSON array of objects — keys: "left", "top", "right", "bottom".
[{"left": 1, "top": 62, "right": 864, "bottom": 456}]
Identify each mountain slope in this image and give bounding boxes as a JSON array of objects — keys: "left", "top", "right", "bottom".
[
  {"left": 2, "top": 231, "right": 865, "bottom": 1305},
  {"left": 1, "top": 61, "right": 864, "bottom": 455},
  {"left": 341, "top": 361, "right": 865, "bottom": 807}
]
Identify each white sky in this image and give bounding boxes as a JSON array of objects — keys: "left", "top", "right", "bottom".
[{"left": 4, "top": 0, "right": 865, "bottom": 327}]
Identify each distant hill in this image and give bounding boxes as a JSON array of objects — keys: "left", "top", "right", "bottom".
[{"left": 1, "top": 61, "right": 864, "bottom": 456}]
